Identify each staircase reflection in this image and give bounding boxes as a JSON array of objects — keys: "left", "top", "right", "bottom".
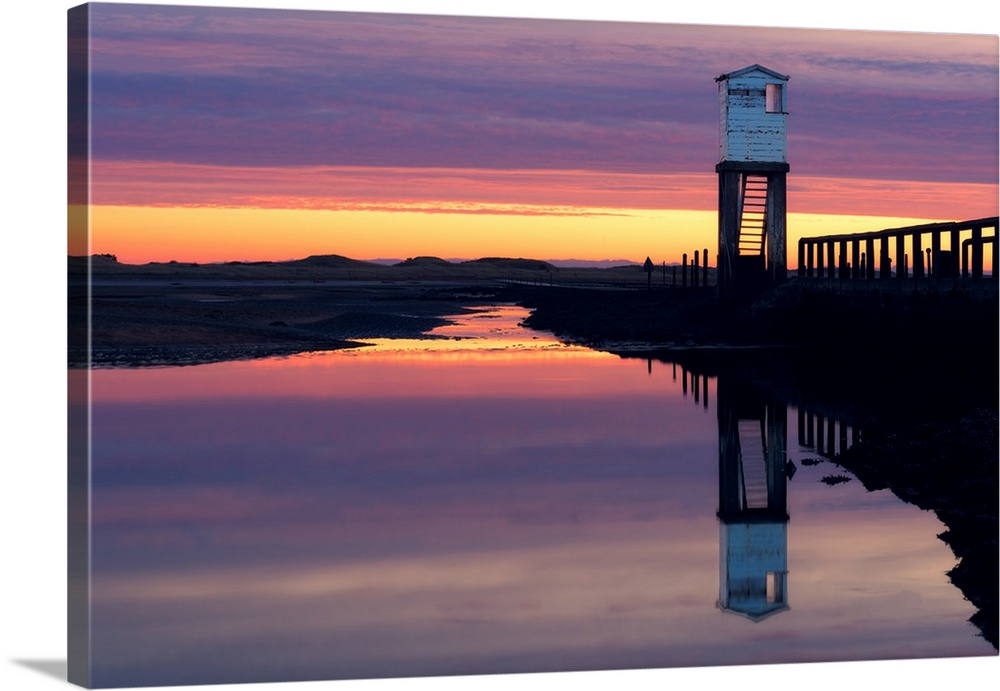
[{"left": 716, "top": 376, "right": 791, "bottom": 621}]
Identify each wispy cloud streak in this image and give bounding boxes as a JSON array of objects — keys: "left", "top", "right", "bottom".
[{"left": 91, "top": 161, "right": 996, "bottom": 219}]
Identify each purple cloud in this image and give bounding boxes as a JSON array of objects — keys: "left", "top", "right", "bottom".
[{"left": 83, "top": 5, "right": 997, "bottom": 189}]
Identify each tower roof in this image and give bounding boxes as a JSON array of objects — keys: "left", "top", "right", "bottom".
[{"left": 715, "top": 64, "right": 789, "bottom": 82}]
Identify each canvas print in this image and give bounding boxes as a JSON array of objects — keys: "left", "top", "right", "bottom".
[{"left": 67, "top": 2, "right": 998, "bottom": 688}]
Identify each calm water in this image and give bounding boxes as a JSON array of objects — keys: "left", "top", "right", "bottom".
[{"left": 88, "top": 305, "right": 993, "bottom": 687}]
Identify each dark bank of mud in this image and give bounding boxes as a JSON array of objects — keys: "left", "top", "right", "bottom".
[
  {"left": 70, "top": 280, "right": 485, "bottom": 368},
  {"left": 506, "top": 281, "right": 998, "bottom": 361},
  {"left": 509, "top": 281, "right": 999, "bottom": 414}
]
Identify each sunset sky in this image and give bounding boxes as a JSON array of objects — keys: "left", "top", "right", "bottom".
[{"left": 72, "top": 3, "right": 999, "bottom": 265}]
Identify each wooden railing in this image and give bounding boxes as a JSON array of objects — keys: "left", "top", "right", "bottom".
[{"left": 796, "top": 217, "right": 998, "bottom": 283}]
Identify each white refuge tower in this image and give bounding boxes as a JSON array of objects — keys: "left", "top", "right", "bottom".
[{"left": 715, "top": 65, "right": 790, "bottom": 300}]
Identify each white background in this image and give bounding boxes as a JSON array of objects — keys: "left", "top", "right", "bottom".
[{"left": 2, "top": 1, "right": 998, "bottom": 690}]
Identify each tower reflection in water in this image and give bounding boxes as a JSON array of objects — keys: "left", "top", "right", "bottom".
[
  {"left": 667, "top": 357, "right": 860, "bottom": 623},
  {"left": 716, "top": 376, "right": 791, "bottom": 621}
]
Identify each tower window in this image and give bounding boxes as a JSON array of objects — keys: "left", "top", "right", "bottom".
[
  {"left": 766, "top": 571, "right": 784, "bottom": 603},
  {"left": 766, "top": 84, "right": 784, "bottom": 113}
]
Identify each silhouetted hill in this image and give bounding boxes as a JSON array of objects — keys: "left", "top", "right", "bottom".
[
  {"left": 291, "top": 254, "right": 379, "bottom": 269},
  {"left": 71, "top": 253, "right": 660, "bottom": 286},
  {"left": 395, "top": 256, "right": 455, "bottom": 267},
  {"left": 462, "top": 257, "right": 557, "bottom": 272}
]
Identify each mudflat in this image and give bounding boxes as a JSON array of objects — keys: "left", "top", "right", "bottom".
[
  {"left": 71, "top": 277, "right": 498, "bottom": 368},
  {"left": 68, "top": 253, "right": 654, "bottom": 367}
]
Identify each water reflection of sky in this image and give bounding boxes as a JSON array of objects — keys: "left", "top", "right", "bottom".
[{"left": 88, "top": 306, "right": 992, "bottom": 688}]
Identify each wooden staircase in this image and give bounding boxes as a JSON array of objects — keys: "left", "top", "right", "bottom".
[{"left": 738, "top": 174, "right": 768, "bottom": 256}]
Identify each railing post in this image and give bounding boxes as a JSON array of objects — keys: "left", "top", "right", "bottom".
[
  {"left": 895, "top": 234, "right": 906, "bottom": 280},
  {"left": 913, "top": 232, "right": 923, "bottom": 280},
  {"left": 866, "top": 237, "right": 875, "bottom": 280},
  {"left": 816, "top": 241, "right": 824, "bottom": 278},
  {"left": 798, "top": 241, "right": 805, "bottom": 278},
  {"left": 838, "top": 240, "right": 849, "bottom": 280},
  {"left": 852, "top": 240, "right": 861, "bottom": 280},
  {"left": 880, "top": 237, "right": 891, "bottom": 279},
  {"left": 827, "top": 242, "right": 836, "bottom": 279},
  {"left": 971, "top": 225, "right": 983, "bottom": 280},
  {"left": 807, "top": 242, "right": 815, "bottom": 278},
  {"left": 951, "top": 227, "right": 962, "bottom": 278},
  {"left": 993, "top": 232, "right": 999, "bottom": 282}
]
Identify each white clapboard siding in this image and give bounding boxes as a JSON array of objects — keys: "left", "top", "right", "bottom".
[{"left": 718, "top": 64, "right": 788, "bottom": 164}]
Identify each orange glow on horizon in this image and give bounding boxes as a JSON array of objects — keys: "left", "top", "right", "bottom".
[
  {"left": 81, "top": 159, "right": 997, "bottom": 266},
  {"left": 84, "top": 203, "right": 968, "bottom": 268}
]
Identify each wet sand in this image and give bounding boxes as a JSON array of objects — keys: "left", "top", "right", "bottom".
[{"left": 71, "top": 277, "right": 494, "bottom": 368}]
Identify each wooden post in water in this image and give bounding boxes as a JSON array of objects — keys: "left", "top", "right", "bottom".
[
  {"left": 880, "top": 237, "right": 891, "bottom": 279},
  {"left": 931, "top": 231, "right": 941, "bottom": 278},
  {"left": 682, "top": 253, "right": 688, "bottom": 288},
  {"left": 703, "top": 248, "right": 709, "bottom": 287},
  {"left": 693, "top": 250, "right": 700, "bottom": 288}
]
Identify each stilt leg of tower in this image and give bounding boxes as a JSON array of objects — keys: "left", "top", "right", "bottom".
[
  {"left": 718, "top": 169, "right": 741, "bottom": 300},
  {"left": 766, "top": 172, "right": 787, "bottom": 286},
  {"left": 765, "top": 400, "right": 788, "bottom": 514}
]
